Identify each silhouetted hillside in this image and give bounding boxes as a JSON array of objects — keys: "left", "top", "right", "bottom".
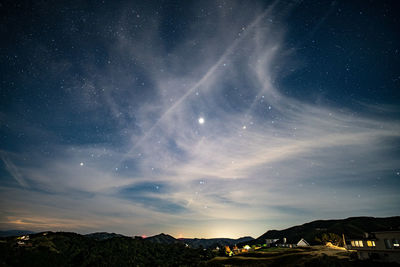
[
  {"left": 145, "top": 233, "right": 182, "bottom": 244},
  {"left": 145, "top": 233, "right": 254, "bottom": 249},
  {"left": 0, "top": 231, "right": 214, "bottom": 266},
  {"left": 181, "top": 236, "right": 254, "bottom": 248},
  {"left": 251, "top": 216, "right": 400, "bottom": 245},
  {"left": 85, "top": 232, "right": 125, "bottom": 240}
]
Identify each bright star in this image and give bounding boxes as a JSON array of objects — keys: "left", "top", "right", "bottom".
[
  {"left": 80, "top": 162, "right": 84, "bottom": 166},
  {"left": 198, "top": 117, "right": 205, "bottom": 124}
]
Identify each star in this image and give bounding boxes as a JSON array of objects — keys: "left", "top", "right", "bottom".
[
  {"left": 80, "top": 162, "right": 84, "bottom": 166},
  {"left": 198, "top": 117, "right": 205, "bottom": 124}
]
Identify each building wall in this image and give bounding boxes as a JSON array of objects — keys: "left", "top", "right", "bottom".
[
  {"left": 349, "top": 232, "right": 400, "bottom": 263},
  {"left": 374, "top": 232, "right": 400, "bottom": 250}
]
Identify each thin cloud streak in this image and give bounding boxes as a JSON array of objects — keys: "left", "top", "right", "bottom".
[
  {"left": 0, "top": 152, "right": 29, "bottom": 188},
  {"left": 117, "top": 3, "right": 280, "bottom": 165},
  {"left": 1, "top": 1, "right": 399, "bottom": 238}
]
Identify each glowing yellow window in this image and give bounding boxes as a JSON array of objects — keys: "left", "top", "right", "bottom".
[
  {"left": 358, "top": 241, "right": 364, "bottom": 247},
  {"left": 367, "top": 240, "right": 375, "bottom": 247},
  {"left": 351, "top": 241, "right": 356, "bottom": 247}
]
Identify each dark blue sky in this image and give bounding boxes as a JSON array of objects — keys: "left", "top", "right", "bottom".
[{"left": 0, "top": 0, "right": 399, "bottom": 238}]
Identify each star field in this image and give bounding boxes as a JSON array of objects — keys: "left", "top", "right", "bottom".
[{"left": 0, "top": 0, "right": 399, "bottom": 238}]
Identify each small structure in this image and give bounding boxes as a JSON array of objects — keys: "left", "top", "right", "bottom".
[
  {"left": 347, "top": 231, "right": 400, "bottom": 263},
  {"left": 232, "top": 245, "right": 240, "bottom": 254},
  {"left": 225, "top": 245, "right": 233, "bottom": 256},
  {"left": 243, "top": 245, "right": 251, "bottom": 250},
  {"left": 266, "top": 239, "right": 279, "bottom": 247},
  {"left": 297, "top": 238, "right": 310, "bottom": 247},
  {"left": 272, "top": 237, "right": 310, "bottom": 248},
  {"left": 241, "top": 244, "right": 254, "bottom": 252},
  {"left": 17, "top": 235, "right": 30, "bottom": 241},
  {"left": 274, "top": 237, "right": 296, "bottom": 248}
]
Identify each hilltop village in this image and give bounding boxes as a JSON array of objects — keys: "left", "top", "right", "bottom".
[{"left": 222, "top": 237, "right": 310, "bottom": 256}]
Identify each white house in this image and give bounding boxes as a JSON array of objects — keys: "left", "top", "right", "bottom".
[{"left": 297, "top": 238, "right": 310, "bottom": 247}]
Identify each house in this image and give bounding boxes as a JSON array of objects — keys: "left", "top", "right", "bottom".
[
  {"left": 274, "top": 237, "right": 288, "bottom": 247},
  {"left": 272, "top": 237, "right": 310, "bottom": 248},
  {"left": 241, "top": 244, "right": 255, "bottom": 252},
  {"left": 297, "top": 238, "right": 310, "bottom": 247},
  {"left": 346, "top": 231, "right": 400, "bottom": 263},
  {"left": 225, "top": 245, "right": 233, "bottom": 256},
  {"left": 243, "top": 245, "right": 251, "bottom": 250},
  {"left": 17, "top": 235, "right": 30, "bottom": 241},
  {"left": 265, "top": 238, "right": 279, "bottom": 247}
]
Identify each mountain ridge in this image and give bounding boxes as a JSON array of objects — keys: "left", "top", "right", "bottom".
[
  {"left": 180, "top": 236, "right": 254, "bottom": 248},
  {"left": 85, "top": 232, "right": 125, "bottom": 240},
  {"left": 145, "top": 233, "right": 254, "bottom": 248},
  {"left": 248, "top": 216, "right": 400, "bottom": 246},
  {"left": 2, "top": 216, "right": 399, "bottom": 246}
]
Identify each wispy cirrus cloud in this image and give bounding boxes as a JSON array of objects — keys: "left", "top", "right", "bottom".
[{"left": 1, "top": 0, "right": 399, "bottom": 238}]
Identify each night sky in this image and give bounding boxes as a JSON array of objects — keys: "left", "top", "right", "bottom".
[{"left": 1, "top": 0, "right": 399, "bottom": 238}]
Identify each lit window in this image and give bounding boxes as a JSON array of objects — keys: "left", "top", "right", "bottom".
[
  {"left": 351, "top": 241, "right": 355, "bottom": 247},
  {"left": 393, "top": 239, "right": 399, "bottom": 248},
  {"left": 367, "top": 240, "right": 376, "bottom": 247},
  {"left": 354, "top": 240, "right": 363, "bottom": 247}
]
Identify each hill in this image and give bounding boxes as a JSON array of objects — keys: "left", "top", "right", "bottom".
[
  {"left": 0, "top": 231, "right": 214, "bottom": 266},
  {"left": 145, "top": 233, "right": 254, "bottom": 249},
  {"left": 0, "top": 230, "right": 34, "bottom": 237},
  {"left": 250, "top": 216, "right": 400, "bottom": 245},
  {"left": 85, "top": 232, "right": 125, "bottom": 240},
  {"left": 145, "top": 233, "right": 182, "bottom": 244},
  {"left": 181, "top": 236, "right": 254, "bottom": 249}
]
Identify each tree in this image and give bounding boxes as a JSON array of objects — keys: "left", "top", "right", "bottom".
[{"left": 315, "top": 233, "right": 343, "bottom": 246}]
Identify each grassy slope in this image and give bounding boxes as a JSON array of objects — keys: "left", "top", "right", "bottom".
[{"left": 208, "top": 246, "right": 400, "bottom": 266}]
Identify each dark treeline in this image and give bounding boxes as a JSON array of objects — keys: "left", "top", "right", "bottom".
[{"left": 0, "top": 232, "right": 215, "bottom": 266}]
